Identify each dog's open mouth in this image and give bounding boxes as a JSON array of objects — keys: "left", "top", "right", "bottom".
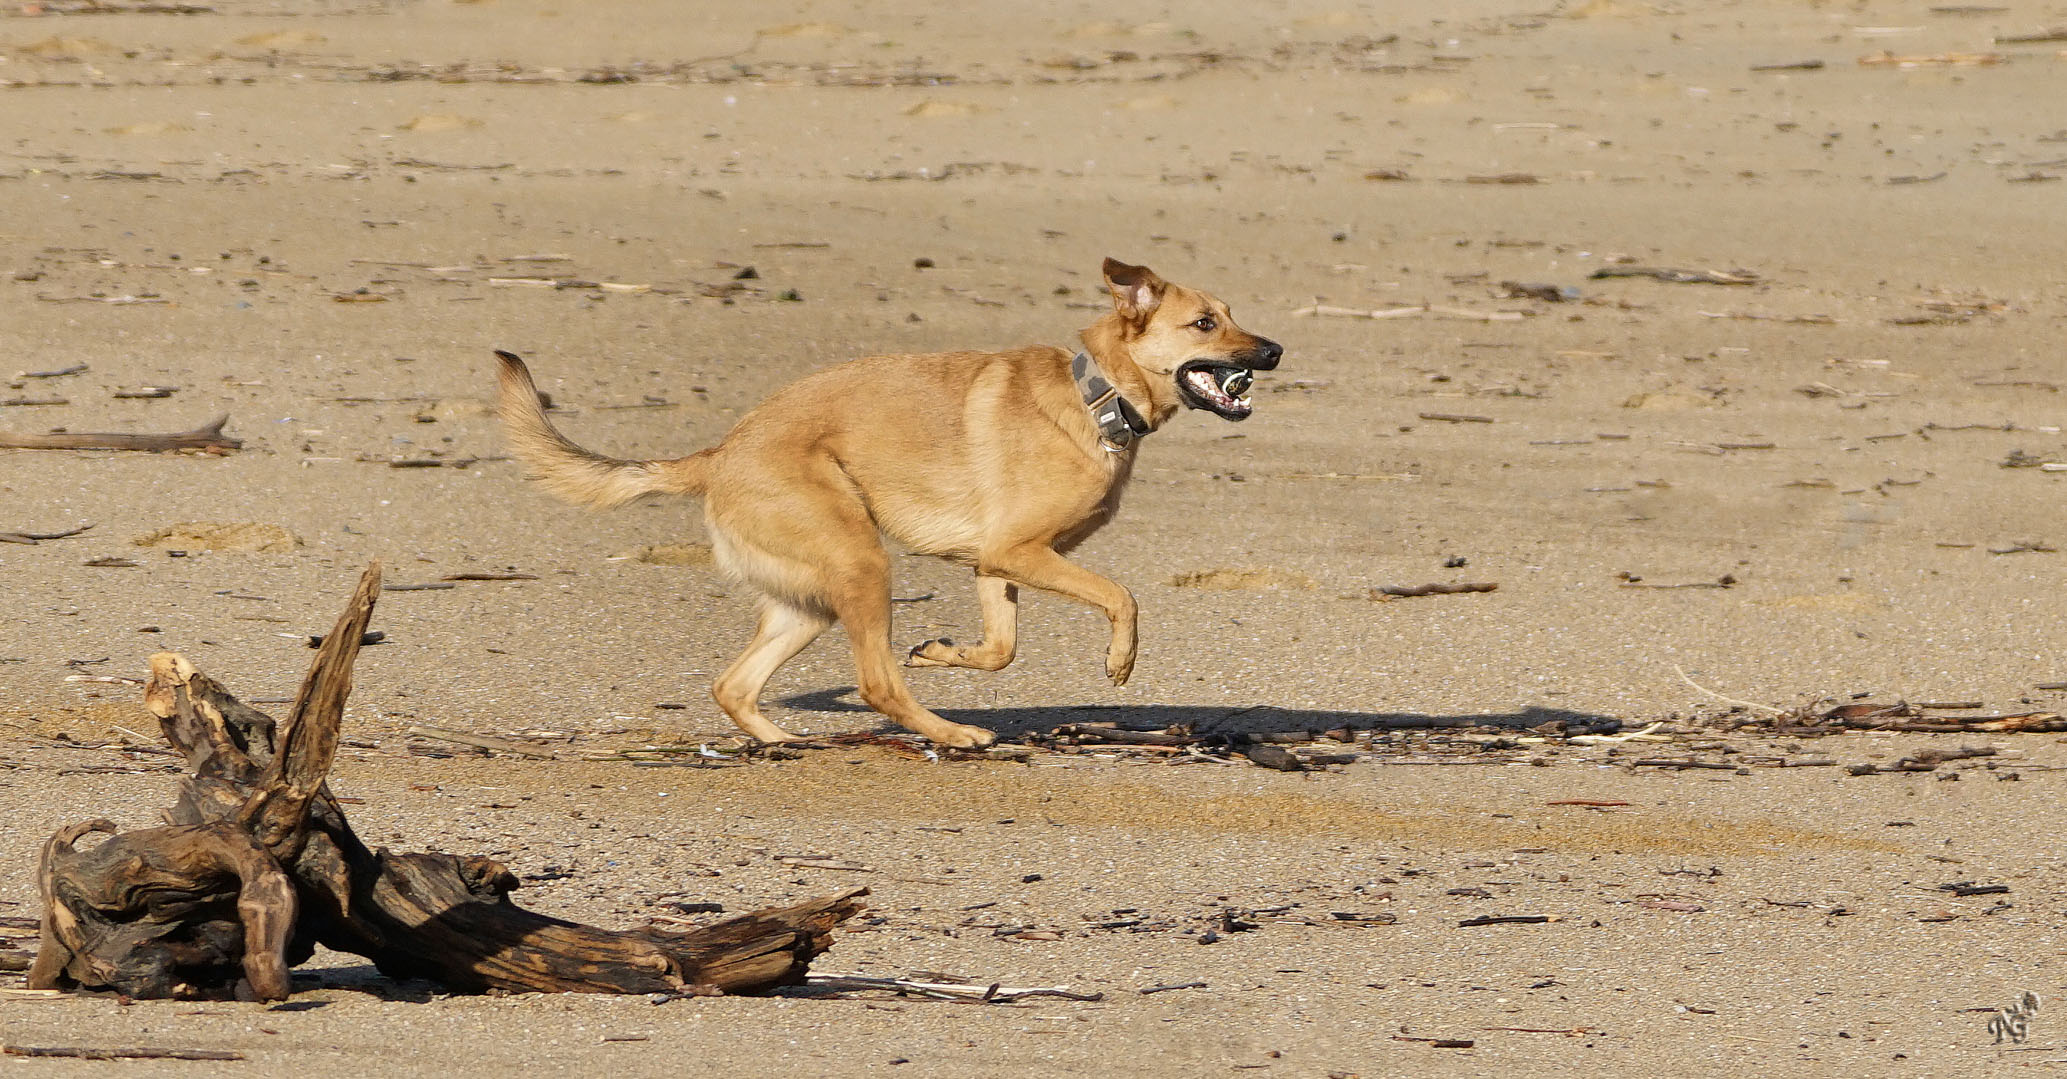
[{"left": 1176, "top": 360, "right": 1254, "bottom": 420}]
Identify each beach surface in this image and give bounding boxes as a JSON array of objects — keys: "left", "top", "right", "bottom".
[{"left": 3, "top": 1, "right": 2065, "bottom": 1074}]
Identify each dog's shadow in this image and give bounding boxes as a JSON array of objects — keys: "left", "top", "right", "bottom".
[{"left": 776, "top": 687, "right": 1622, "bottom": 740}]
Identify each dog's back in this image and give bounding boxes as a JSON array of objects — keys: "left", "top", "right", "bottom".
[{"left": 705, "top": 345, "right": 1116, "bottom": 559}]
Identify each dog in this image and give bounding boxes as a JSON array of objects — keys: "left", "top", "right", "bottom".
[{"left": 494, "top": 257, "right": 1280, "bottom": 748}]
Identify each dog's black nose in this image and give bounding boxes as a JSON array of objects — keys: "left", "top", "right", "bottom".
[{"left": 1248, "top": 337, "right": 1282, "bottom": 370}]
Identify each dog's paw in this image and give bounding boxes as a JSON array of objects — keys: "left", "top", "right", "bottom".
[
  {"left": 935, "top": 723, "right": 998, "bottom": 749},
  {"left": 908, "top": 638, "right": 1014, "bottom": 672},
  {"left": 1106, "top": 652, "right": 1135, "bottom": 687},
  {"left": 904, "top": 638, "right": 956, "bottom": 668}
]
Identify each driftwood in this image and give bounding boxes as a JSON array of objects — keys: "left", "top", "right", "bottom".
[
  {"left": 1589, "top": 266, "right": 1761, "bottom": 286},
  {"left": 0, "top": 414, "right": 241, "bottom": 453},
  {"left": 799, "top": 973, "right": 1103, "bottom": 1003},
  {"left": 1789, "top": 701, "right": 2066, "bottom": 735},
  {"left": 0, "top": 524, "right": 92, "bottom": 546},
  {"left": 4, "top": 1047, "right": 244, "bottom": 1062},
  {"left": 1372, "top": 582, "right": 1499, "bottom": 598},
  {"left": 30, "top": 563, "right": 863, "bottom": 1002},
  {"left": 1290, "top": 302, "right": 1525, "bottom": 323}
]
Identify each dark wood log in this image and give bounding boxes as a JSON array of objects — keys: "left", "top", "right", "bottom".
[
  {"left": 0, "top": 414, "right": 241, "bottom": 453},
  {"left": 4, "top": 1047, "right": 246, "bottom": 1062},
  {"left": 31, "top": 562, "right": 863, "bottom": 1001}
]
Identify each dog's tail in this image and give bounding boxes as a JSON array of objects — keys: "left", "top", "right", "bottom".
[{"left": 493, "top": 350, "right": 710, "bottom": 508}]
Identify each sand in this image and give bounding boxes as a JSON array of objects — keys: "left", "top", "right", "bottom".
[{"left": 2, "top": 0, "right": 2065, "bottom": 1074}]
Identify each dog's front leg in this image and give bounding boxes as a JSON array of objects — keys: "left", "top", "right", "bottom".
[
  {"left": 979, "top": 544, "right": 1137, "bottom": 686},
  {"left": 906, "top": 575, "right": 1019, "bottom": 672}
]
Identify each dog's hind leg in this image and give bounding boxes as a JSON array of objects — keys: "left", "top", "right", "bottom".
[
  {"left": 978, "top": 542, "right": 1138, "bottom": 686},
  {"left": 710, "top": 599, "right": 832, "bottom": 743},
  {"left": 905, "top": 575, "right": 1019, "bottom": 672},
  {"left": 826, "top": 548, "right": 998, "bottom": 749}
]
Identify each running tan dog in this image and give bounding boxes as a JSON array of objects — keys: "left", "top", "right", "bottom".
[{"left": 494, "top": 258, "right": 1280, "bottom": 748}]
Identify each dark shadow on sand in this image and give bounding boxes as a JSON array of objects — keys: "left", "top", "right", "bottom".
[{"left": 775, "top": 687, "right": 1623, "bottom": 741}]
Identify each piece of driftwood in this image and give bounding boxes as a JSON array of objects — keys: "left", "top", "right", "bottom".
[
  {"left": 0, "top": 414, "right": 241, "bottom": 453},
  {"left": 30, "top": 562, "right": 863, "bottom": 1002},
  {"left": 0, "top": 523, "right": 92, "bottom": 546},
  {"left": 4, "top": 1047, "right": 244, "bottom": 1062},
  {"left": 1783, "top": 701, "right": 2067, "bottom": 735},
  {"left": 1291, "top": 302, "right": 1525, "bottom": 323},
  {"left": 1589, "top": 266, "right": 1761, "bottom": 286},
  {"left": 1857, "top": 49, "right": 2004, "bottom": 67},
  {"left": 798, "top": 973, "right": 1103, "bottom": 1003},
  {"left": 1373, "top": 582, "right": 1498, "bottom": 598}
]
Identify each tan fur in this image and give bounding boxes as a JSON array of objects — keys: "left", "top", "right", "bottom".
[{"left": 494, "top": 258, "right": 1280, "bottom": 748}]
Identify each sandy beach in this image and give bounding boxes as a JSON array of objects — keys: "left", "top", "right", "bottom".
[{"left": 3, "top": 0, "right": 2066, "bottom": 1074}]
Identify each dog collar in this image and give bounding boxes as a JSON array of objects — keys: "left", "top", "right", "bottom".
[{"left": 1071, "top": 351, "right": 1150, "bottom": 454}]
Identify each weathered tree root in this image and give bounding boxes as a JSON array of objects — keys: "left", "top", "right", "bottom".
[{"left": 31, "top": 562, "right": 865, "bottom": 1001}]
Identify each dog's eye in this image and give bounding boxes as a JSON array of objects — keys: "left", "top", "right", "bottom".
[{"left": 1190, "top": 315, "right": 1217, "bottom": 332}]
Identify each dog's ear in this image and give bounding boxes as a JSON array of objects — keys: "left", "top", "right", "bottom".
[{"left": 1102, "top": 257, "right": 1167, "bottom": 325}]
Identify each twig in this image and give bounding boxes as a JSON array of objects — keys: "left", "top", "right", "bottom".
[
  {"left": 1673, "top": 665, "right": 1786, "bottom": 717},
  {"left": 0, "top": 415, "right": 240, "bottom": 453},
  {"left": 0, "top": 523, "right": 92, "bottom": 545},
  {"left": 405, "top": 725, "right": 562, "bottom": 759},
  {"left": 1291, "top": 303, "right": 1525, "bottom": 323},
  {"left": 1859, "top": 49, "right": 2004, "bottom": 66},
  {"left": 1590, "top": 266, "right": 1761, "bottom": 285},
  {"left": 4, "top": 1047, "right": 244, "bottom": 1061},
  {"left": 1373, "top": 582, "right": 1498, "bottom": 598},
  {"left": 1053, "top": 724, "right": 1196, "bottom": 746},
  {"left": 801, "top": 973, "right": 1101, "bottom": 1003},
  {"left": 778, "top": 856, "right": 876, "bottom": 873},
  {"left": 1569, "top": 722, "right": 1669, "bottom": 745},
  {"left": 17, "top": 364, "right": 88, "bottom": 379},
  {"left": 35, "top": 294, "right": 173, "bottom": 305},
  {"left": 1996, "top": 28, "right": 2067, "bottom": 44}
]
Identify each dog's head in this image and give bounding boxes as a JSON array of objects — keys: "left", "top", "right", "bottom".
[{"left": 1089, "top": 257, "right": 1281, "bottom": 422}]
